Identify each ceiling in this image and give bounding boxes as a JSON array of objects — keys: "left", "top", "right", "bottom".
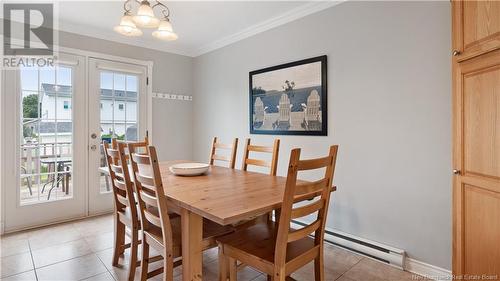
[{"left": 57, "top": 1, "right": 340, "bottom": 57}]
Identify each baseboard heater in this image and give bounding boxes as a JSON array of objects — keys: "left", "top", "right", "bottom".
[{"left": 290, "top": 220, "right": 406, "bottom": 270}]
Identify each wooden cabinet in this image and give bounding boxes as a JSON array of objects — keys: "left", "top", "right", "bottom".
[
  {"left": 452, "top": 0, "right": 500, "bottom": 61},
  {"left": 452, "top": 8, "right": 500, "bottom": 276}
]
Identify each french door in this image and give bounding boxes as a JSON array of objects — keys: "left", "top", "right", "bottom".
[
  {"left": 2, "top": 55, "right": 148, "bottom": 231},
  {"left": 87, "top": 58, "right": 148, "bottom": 215},
  {"left": 3, "top": 53, "right": 87, "bottom": 231}
]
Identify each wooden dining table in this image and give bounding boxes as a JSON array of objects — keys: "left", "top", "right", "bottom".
[
  {"left": 160, "top": 161, "right": 291, "bottom": 281},
  {"left": 101, "top": 160, "right": 296, "bottom": 281}
]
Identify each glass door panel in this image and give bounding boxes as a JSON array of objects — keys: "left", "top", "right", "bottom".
[
  {"left": 88, "top": 58, "right": 147, "bottom": 214},
  {"left": 3, "top": 53, "right": 86, "bottom": 232},
  {"left": 19, "top": 65, "right": 74, "bottom": 204}
]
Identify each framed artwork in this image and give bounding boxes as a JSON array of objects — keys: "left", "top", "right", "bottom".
[{"left": 249, "top": 55, "right": 327, "bottom": 136}]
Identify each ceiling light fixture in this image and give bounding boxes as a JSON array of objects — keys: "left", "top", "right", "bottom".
[{"left": 114, "top": 0, "right": 178, "bottom": 41}]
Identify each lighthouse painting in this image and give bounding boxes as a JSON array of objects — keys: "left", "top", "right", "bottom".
[{"left": 249, "top": 56, "right": 327, "bottom": 136}]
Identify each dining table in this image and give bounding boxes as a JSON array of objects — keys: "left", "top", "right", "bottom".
[{"left": 102, "top": 160, "right": 299, "bottom": 281}]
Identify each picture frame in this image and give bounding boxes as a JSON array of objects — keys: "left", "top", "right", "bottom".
[{"left": 249, "top": 55, "right": 327, "bottom": 136}]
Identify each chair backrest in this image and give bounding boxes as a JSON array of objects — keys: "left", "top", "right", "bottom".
[
  {"left": 103, "top": 139, "right": 136, "bottom": 215},
  {"left": 241, "top": 138, "right": 280, "bottom": 176},
  {"left": 209, "top": 137, "right": 238, "bottom": 169},
  {"left": 129, "top": 144, "right": 175, "bottom": 252},
  {"left": 274, "top": 145, "right": 338, "bottom": 266}
]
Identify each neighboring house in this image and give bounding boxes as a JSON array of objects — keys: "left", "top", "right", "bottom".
[{"left": 38, "top": 83, "right": 138, "bottom": 145}]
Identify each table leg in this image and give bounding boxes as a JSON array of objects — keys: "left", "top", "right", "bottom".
[{"left": 181, "top": 208, "right": 203, "bottom": 281}]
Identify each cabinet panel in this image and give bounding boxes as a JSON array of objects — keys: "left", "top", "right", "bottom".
[
  {"left": 464, "top": 185, "right": 500, "bottom": 275},
  {"left": 463, "top": 65, "right": 500, "bottom": 179},
  {"left": 453, "top": 0, "right": 500, "bottom": 61}
]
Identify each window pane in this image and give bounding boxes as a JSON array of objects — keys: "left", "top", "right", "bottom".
[
  {"left": 126, "top": 123, "right": 137, "bottom": 141},
  {"left": 126, "top": 75, "right": 138, "bottom": 98},
  {"left": 22, "top": 91, "right": 40, "bottom": 120},
  {"left": 57, "top": 96, "right": 72, "bottom": 121},
  {"left": 114, "top": 102, "right": 126, "bottom": 122},
  {"left": 100, "top": 72, "right": 113, "bottom": 90},
  {"left": 113, "top": 124, "right": 125, "bottom": 140},
  {"left": 20, "top": 67, "right": 38, "bottom": 91},
  {"left": 126, "top": 101, "right": 137, "bottom": 122},
  {"left": 56, "top": 66, "right": 72, "bottom": 87},
  {"left": 114, "top": 73, "right": 126, "bottom": 92},
  {"left": 39, "top": 67, "right": 55, "bottom": 90},
  {"left": 40, "top": 91, "right": 55, "bottom": 121}
]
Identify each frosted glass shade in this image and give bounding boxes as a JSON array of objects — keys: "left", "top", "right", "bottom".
[
  {"left": 133, "top": 2, "right": 160, "bottom": 28},
  {"left": 152, "top": 19, "right": 178, "bottom": 41},
  {"left": 114, "top": 14, "right": 142, "bottom": 36}
]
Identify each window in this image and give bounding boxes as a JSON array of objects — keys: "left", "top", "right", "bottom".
[
  {"left": 63, "top": 100, "right": 70, "bottom": 109},
  {"left": 118, "top": 104, "right": 124, "bottom": 110},
  {"left": 100, "top": 103, "right": 102, "bottom": 109}
]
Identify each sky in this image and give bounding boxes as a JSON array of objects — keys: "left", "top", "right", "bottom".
[{"left": 252, "top": 61, "right": 321, "bottom": 92}]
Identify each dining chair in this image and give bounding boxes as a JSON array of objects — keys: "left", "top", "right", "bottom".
[
  {"left": 217, "top": 145, "right": 339, "bottom": 281},
  {"left": 129, "top": 144, "right": 235, "bottom": 281},
  {"left": 241, "top": 138, "right": 280, "bottom": 175},
  {"left": 129, "top": 145, "right": 181, "bottom": 281},
  {"left": 209, "top": 137, "right": 238, "bottom": 169},
  {"left": 103, "top": 139, "right": 142, "bottom": 281},
  {"left": 237, "top": 138, "right": 280, "bottom": 228}
]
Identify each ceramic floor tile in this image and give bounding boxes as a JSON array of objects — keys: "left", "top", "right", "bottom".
[
  {"left": 1, "top": 214, "right": 428, "bottom": 281},
  {"left": 336, "top": 276, "right": 358, "bottom": 281},
  {"left": 0, "top": 270, "right": 36, "bottom": 281},
  {"left": 95, "top": 247, "right": 164, "bottom": 281},
  {"left": 0, "top": 252, "right": 34, "bottom": 278},
  {"left": 28, "top": 224, "right": 82, "bottom": 251},
  {"left": 35, "top": 254, "right": 107, "bottom": 281},
  {"left": 84, "top": 231, "right": 114, "bottom": 252},
  {"left": 324, "top": 243, "right": 363, "bottom": 273},
  {"left": 290, "top": 260, "right": 342, "bottom": 281},
  {"left": 31, "top": 238, "right": 92, "bottom": 268},
  {"left": 343, "top": 258, "right": 415, "bottom": 281},
  {"left": 80, "top": 271, "right": 115, "bottom": 281},
  {"left": 0, "top": 237, "right": 30, "bottom": 258}
]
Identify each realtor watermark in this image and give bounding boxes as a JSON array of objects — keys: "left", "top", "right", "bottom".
[
  {"left": 2, "top": 2, "right": 57, "bottom": 69},
  {"left": 412, "top": 274, "right": 499, "bottom": 280}
]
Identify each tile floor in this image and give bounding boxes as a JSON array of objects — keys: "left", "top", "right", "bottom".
[{"left": 0, "top": 214, "right": 426, "bottom": 281}]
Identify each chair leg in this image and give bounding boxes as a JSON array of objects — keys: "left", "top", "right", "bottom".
[
  {"left": 314, "top": 251, "right": 324, "bottom": 281},
  {"left": 218, "top": 244, "right": 228, "bottom": 281},
  {"left": 140, "top": 239, "right": 150, "bottom": 281},
  {"left": 228, "top": 257, "right": 237, "bottom": 281},
  {"left": 127, "top": 229, "right": 139, "bottom": 281},
  {"left": 113, "top": 218, "right": 125, "bottom": 266},
  {"left": 163, "top": 248, "right": 174, "bottom": 281}
]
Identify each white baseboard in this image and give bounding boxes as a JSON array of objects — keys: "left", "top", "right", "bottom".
[{"left": 405, "top": 258, "right": 452, "bottom": 280}]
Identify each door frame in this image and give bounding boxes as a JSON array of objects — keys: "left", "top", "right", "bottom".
[{"left": 0, "top": 46, "right": 153, "bottom": 234}]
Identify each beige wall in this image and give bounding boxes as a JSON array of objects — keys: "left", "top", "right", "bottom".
[{"left": 192, "top": 1, "right": 452, "bottom": 269}]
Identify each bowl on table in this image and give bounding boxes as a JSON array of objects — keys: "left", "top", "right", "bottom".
[{"left": 169, "top": 163, "right": 209, "bottom": 176}]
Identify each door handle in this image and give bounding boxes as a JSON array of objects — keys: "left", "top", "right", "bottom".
[
  {"left": 453, "top": 169, "right": 461, "bottom": 175},
  {"left": 91, "top": 133, "right": 97, "bottom": 139},
  {"left": 452, "top": 50, "right": 461, "bottom": 56},
  {"left": 90, "top": 144, "right": 97, "bottom": 151}
]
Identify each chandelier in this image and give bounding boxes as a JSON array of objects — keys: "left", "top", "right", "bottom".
[{"left": 114, "top": 0, "right": 178, "bottom": 41}]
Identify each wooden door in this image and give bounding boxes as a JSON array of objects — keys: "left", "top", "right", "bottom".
[
  {"left": 453, "top": 47, "right": 500, "bottom": 276},
  {"left": 452, "top": 0, "right": 500, "bottom": 62}
]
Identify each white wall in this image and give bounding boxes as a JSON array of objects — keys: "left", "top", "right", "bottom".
[
  {"left": 192, "top": 1, "right": 452, "bottom": 269},
  {"left": 58, "top": 31, "right": 194, "bottom": 161}
]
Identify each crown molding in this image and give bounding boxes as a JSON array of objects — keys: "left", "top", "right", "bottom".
[
  {"left": 191, "top": 1, "right": 344, "bottom": 57},
  {"left": 55, "top": 1, "right": 344, "bottom": 58}
]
